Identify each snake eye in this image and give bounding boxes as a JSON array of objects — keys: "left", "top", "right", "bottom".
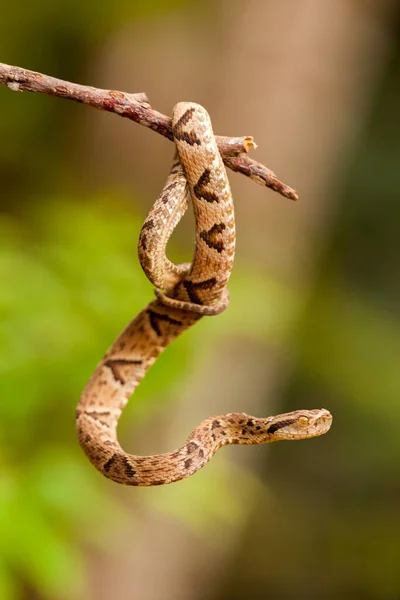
[{"left": 298, "top": 416, "right": 309, "bottom": 427}]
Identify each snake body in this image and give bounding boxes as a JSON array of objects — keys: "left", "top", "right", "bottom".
[{"left": 76, "top": 102, "right": 332, "bottom": 486}]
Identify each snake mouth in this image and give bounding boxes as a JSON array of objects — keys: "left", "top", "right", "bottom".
[{"left": 319, "top": 410, "right": 333, "bottom": 428}]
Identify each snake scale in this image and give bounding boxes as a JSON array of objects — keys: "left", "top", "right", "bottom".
[{"left": 76, "top": 102, "right": 332, "bottom": 486}]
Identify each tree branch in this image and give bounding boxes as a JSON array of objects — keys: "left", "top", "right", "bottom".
[{"left": 0, "top": 62, "right": 298, "bottom": 200}]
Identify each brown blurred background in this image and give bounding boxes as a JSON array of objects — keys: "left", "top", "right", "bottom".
[{"left": 1, "top": 1, "right": 400, "bottom": 599}]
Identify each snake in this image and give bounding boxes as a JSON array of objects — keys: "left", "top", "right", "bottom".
[{"left": 76, "top": 102, "right": 332, "bottom": 486}]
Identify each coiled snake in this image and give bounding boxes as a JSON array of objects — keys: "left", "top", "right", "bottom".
[{"left": 76, "top": 102, "right": 332, "bottom": 486}]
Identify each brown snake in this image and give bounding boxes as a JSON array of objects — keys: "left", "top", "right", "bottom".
[{"left": 76, "top": 102, "right": 332, "bottom": 486}]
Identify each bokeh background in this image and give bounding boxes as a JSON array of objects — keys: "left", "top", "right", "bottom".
[{"left": 1, "top": 1, "right": 400, "bottom": 599}]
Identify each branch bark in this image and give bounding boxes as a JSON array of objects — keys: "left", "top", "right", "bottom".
[{"left": 0, "top": 62, "right": 298, "bottom": 200}]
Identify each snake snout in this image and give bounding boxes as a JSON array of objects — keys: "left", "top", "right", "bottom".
[{"left": 317, "top": 410, "right": 333, "bottom": 434}]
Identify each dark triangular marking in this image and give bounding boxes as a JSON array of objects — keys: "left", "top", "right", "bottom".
[
  {"left": 173, "top": 108, "right": 201, "bottom": 146},
  {"left": 193, "top": 169, "right": 219, "bottom": 203},
  {"left": 186, "top": 441, "right": 199, "bottom": 454},
  {"left": 174, "top": 107, "right": 195, "bottom": 128},
  {"left": 174, "top": 130, "right": 201, "bottom": 146},
  {"left": 85, "top": 409, "right": 112, "bottom": 428},
  {"left": 160, "top": 181, "right": 179, "bottom": 204},
  {"left": 104, "top": 359, "right": 142, "bottom": 385},
  {"left": 200, "top": 222, "right": 226, "bottom": 252},
  {"left": 140, "top": 219, "right": 155, "bottom": 251},
  {"left": 147, "top": 309, "right": 183, "bottom": 337},
  {"left": 170, "top": 164, "right": 180, "bottom": 175},
  {"left": 183, "top": 278, "right": 217, "bottom": 304},
  {"left": 141, "top": 219, "right": 154, "bottom": 231},
  {"left": 103, "top": 453, "right": 117, "bottom": 473},
  {"left": 122, "top": 456, "right": 136, "bottom": 478}
]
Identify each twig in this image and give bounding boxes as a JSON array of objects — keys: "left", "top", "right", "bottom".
[
  {"left": 0, "top": 62, "right": 298, "bottom": 201},
  {"left": 224, "top": 156, "right": 298, "bottom": 200}
]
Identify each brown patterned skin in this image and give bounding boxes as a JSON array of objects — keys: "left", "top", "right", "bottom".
[{"left": 76, "top": 103, "right": 332, "bottom": 486}]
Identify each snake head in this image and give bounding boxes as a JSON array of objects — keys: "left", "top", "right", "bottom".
[{"left": 266, "top": 408, "right": 332, "bottom": 441}]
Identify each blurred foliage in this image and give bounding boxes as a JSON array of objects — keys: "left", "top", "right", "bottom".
[
  {"left": 0, "top": 0, "right": 194, "bottom": 65},
  {"left": 0, "top": 194, "right": 291, "bottom": 599},
  {"left": 0, "top": 0, "right": 202, "bottom": 208},
  {"left": 301, "top": 285, "right": 400, "bottom": 418},
  {"left": 0, "top": 198, "right": 164, "bottom": 599},
  {"left": 148, "top": 459, "right": 264, "bottom": 535},
  {"left": 216, "top": 34, "right": 400, "bottom": 600},
  {"left": 2, "top": 4, "right": 400, "bottom": 600},
  {"left": 0, "top": 3, "right": 296, "bottom": 582}
]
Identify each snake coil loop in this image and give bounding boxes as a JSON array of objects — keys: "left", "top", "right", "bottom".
[{"left": 76, "top": 102, "right": 332, "bottom": 486}]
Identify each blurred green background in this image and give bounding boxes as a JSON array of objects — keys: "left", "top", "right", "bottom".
[{"left": 1, "top": 2, "right": 400, "bottom": 599}]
